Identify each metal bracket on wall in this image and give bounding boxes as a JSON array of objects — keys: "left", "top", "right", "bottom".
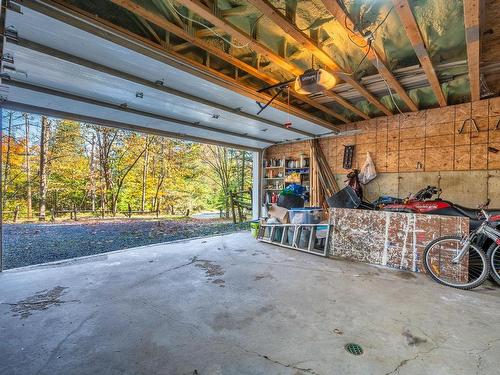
[{"left": 458, "top": 118, "right": 479, "bottom": 134}]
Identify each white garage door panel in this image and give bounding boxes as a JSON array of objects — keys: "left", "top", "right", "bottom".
[
  {"left": 5, "top": 85, "right": 270, "bottom": 149},
  {"left": 6, "top": 4, "right": 333, "bottom": 136},
  {"left": 5, "top": 43, "right": 299, "bottom": 142}
]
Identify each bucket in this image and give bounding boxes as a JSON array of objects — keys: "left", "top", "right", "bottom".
[{"left": 250, "top": 221, "right": 260, "bottom": 238}]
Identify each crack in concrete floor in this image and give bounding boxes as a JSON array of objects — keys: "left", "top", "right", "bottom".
[
  {"left": 384, "top": 345, "right": 440, "bottom": 375},
  {"left": 234, "top": 344, "right": 321, "bottom": 375}
]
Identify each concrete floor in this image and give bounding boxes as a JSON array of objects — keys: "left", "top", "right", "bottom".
[{"left": 1, "top": 233, "right": 500, "bottom": 375}]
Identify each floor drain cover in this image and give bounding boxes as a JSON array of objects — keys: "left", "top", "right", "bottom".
[{"left": 345, "top": 343, "right": 363, "bottom": 356}]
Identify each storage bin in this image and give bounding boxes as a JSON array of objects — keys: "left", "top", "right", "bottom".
[
  {"left": 250, "top": 221, "right": 260, "bottom": 238},
  {"left": 289, "top": 208, "right": 323, "bottom": 224}
]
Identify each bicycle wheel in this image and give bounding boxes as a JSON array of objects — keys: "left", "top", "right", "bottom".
[
  {"left": 487, "top": 242, "right": 500, "bottom": 286},
  {"left": 423, "top": 235, "right": 488, "bottom": 290}
]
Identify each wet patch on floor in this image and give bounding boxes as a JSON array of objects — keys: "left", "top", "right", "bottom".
[
  {"left": 212, "top": 278, "right": 226, "bottom": 287},
  {"left": 194, "top": 259, "right": 226, "bottom": 287},
  {"left": 5, "top": 286, "right": 78, "bottom": 319},
  {"left": 402, "top": 330, "right": 427, "bottom": 346},
  {"left": 211, "top": 305, "right": 274, "bottom": 331}
]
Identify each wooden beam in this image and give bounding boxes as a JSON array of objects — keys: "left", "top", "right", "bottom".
[
  {"left": 109, "top": 0, "right": 270, "bottom": 82},
  {"left": 392, "top": 0, "right": 446, "bottom": 107},
  {"left": 196, "top": 27, "right": 224, "bottom": 38},
  {"left": 246, "top": 0, "right": 392, "bottom": 116},
  {"left": 176, "top": 0, "right": 369, "bottom": 120},
  {"left": 320, "top": 0, "right": 418, "bottom": 112},
  {"left": 220, "top": 5, "right": 249, "bottom": 17},
  {"left": 174, "top": 0, "right": 301, "bottom": 75},
  {"left": 323, "top": 91, "right": 368, "bottom": 119},
  {"left": 171, "top": 41, "right": 191, "bottom": 52},
  {"left": 34, "top": 0, "right": 339, "bottom": 132},
  {"left": 463, "top": 0, "right": 481, "bottom": 101},
  {"left": 135, "top": 15, "right": 163, "bottom": 44},
  {"left": 109, "top": 0, "right": 346, "bottom": 127}
]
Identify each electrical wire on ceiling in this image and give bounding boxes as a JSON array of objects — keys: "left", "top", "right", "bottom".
[
  {"left": 375, "top": 53, "right": 405, "bottom": 115},
  {"left": 341, "top": 41, "right": 372, "bottom": 76},
  {"left": 337, "top": 5, "right": 394, "bottom": 78},
  {"left": 164, "top": 0, "right": 251, "bottom": 48},
  {"left": 250, "top": 14, "right": 265, "bottom": 39},
  {"left": 340, "top": 4, "right": 400, "bottom": 108},
  {"left": 371, "top": 6, "right": 393, "bottom": 36}
]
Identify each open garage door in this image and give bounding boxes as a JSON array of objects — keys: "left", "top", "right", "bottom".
[{"left": 0, "top": 0, "right": 337, "bottom": 151}]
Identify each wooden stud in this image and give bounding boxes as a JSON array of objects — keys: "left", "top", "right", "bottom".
[
  {"left": 247, "top": 0, "right": 392, "bottom": 116},
  {"left": 392, "top": 0, "right": 447, "bottom": 107},
  {"left": 110, "top": 0, "right": 346, "bottom": 127},
  {"left": 175, "top": 0, "right": 370, "bottom": 119},
  {"left": 463, "top": 0, "right": 481, "bottom": 102},
  {"left": 44, "top": 0, "right": 335, "bottom": 130}
]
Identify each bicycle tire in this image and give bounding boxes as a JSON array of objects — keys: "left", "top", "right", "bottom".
[
  {"left": 487, "top": 242, "right": 500, "bottom": 286},
  {"left": 423, "top": 235, "right": 489, "bottom": 290}
]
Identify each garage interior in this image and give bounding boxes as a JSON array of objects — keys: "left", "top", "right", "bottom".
[{"left": 1, "top": 0, "right": 500, "bottom": 374}]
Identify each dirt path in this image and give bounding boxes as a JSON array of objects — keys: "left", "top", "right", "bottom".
[{"left": 3, "top": 219, "right": 249, "bottom": 269}]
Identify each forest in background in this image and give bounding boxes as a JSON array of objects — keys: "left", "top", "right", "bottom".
[{"left": 1, "top": 111, "right": 253, "bottom": 222}]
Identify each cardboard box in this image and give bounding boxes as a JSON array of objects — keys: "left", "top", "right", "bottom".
[{"left": 268, "top": 204, "right": 289, "bottom": 224}]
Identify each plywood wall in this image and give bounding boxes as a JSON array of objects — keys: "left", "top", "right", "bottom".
[
  {"left": 266, "top": 97, "right": 500, "bottom": 174},
  {"left": 265, "top": 98, "right": 500, "bottom": 206}
]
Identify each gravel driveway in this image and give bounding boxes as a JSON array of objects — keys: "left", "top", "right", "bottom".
[{"left": 3, "top": 219, "right": 249, "bottom": 269}]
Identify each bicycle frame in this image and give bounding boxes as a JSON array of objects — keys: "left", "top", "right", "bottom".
[{"left": 452, "top": 220, "right": 500, "bottom": 263}]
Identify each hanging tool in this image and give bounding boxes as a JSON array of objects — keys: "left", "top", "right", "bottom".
[{"left": 458, "top": 118, "right": 479, "bottom": 134}]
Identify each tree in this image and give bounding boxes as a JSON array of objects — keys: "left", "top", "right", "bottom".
[
  {"left": 109, "top": 134, "right": 154, "bottom": 215},
  {"left": 141, "top": 135, "right": 150, "bottom": 212},
  {"left": 2, "top": 111, "right": 252, "bottom": 222},
  {"left": 204, "top": 146, "right": 235, "bottom": 217},
  {"left": 38, "top": 116, "right": 50, "bottom": 221},
  {"left": 24, "top": 113, "right": 32, "bottom": 219}
]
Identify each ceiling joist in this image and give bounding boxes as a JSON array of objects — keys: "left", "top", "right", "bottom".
[
  {"left": 319, "top": 0, "right": 418, "bottom": 112},
  {"left": 246, "top": 0, "right": 393, "bottom": 116},
  {"left": 174, "top": 0, "right": 369, "bottom": 120},
  {"left": 109, "top": 0, "right": 345, "bottom": 129},
  {"left": 392, "top": 0, "right": 447, "bottom": 107},
  {"left": 15, "top": 37, "right": 316, "bottom": 138},
  {"left": 463, "top": 0, "right": 481, "bottom": 102},
  {"left": 46, "top": 0, "right": 339, "bottom": 132}
]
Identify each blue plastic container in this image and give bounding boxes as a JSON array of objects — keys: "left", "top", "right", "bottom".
[{"left": 288, "top": 207, "right": 323, "bottom": 224}]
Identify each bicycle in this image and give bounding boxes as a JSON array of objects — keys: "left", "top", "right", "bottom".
[
  {"left": 423, "top": 210, "right": 500, "bottom": 290},
  {"left": 487, "top": 238, "right": 500, "bottom": 286}
]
